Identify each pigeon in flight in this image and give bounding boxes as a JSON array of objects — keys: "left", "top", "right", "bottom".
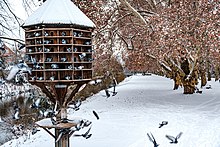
[
  {"left": 74, "top": 126, "right": 92, "bottom": 139},
  {"left": 51, "top": 117, "right": 57, "bottom": 125},
  {"left": 31, "top": 98, "right": 41, "bottom": 109},
  {"left": 159, "top": 121, "right": 168, "bottom": 128},
  {"left": 68, "top": 99, "right": 81, "bottom": 111},
  {"left": 165, "top": 132, "right": 183, "bottom": 144},
  {"left": 92, "top": 110, "right": 99, "bottom": 120},
  {"left": 147, "top": 132, "right": 159, "bottom": 147},
  {"left": 31, "top": 127, "right": 40, "bottom": 135}
]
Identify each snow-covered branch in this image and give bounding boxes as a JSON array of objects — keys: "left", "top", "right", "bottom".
[
  {"left": 119, "top": 0, "right": 149, "bottom": 26},
  {"left": 0, "top": 36, "right": 25, "bottom": 45},
  {"left": 186, "top": 48, "right": 200, "bottom": 80}
]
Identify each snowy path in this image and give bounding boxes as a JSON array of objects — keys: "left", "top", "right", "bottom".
[{"left": 1, "top": 74, "right": 220, "bottom": 147}]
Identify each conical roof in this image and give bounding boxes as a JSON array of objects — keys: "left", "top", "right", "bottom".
[{"left": 22, "top": 0, "right": 95, "bottom": 28}]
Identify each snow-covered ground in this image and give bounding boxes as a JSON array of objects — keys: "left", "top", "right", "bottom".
[{"left": 1, "top": 74, "right": 220, "bottom": 147}]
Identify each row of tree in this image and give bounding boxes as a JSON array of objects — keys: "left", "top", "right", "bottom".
[
  {"left": 75, "top": 0, "right": 219, "bottom": 94},
  {"left": 0, "top": 0, "right": 219, "bottom": 94}
]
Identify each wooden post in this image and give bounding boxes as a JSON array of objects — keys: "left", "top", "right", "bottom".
[
  {"left": 55, "top": 129, "right": 70, "bottom": 147},
  {"left": 35, "top": 118, "right": 77, "bottom": 147},
  {"left": 55, "top": 107, "right": 69, "bottom": 147}
]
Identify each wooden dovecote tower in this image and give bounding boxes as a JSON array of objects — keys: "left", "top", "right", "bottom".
[
  {"left": 22, "top": 0, "right": 95, "bottom": 104},
  {"left": 22, "top": 0, "right": 95, "bottom": 146}
]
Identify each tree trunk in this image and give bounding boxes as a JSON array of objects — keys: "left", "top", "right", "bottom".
[
  {"left": 173, "top": 80, "right": 179, "bottom": 90},
  {"left": 207, "top": 71, "right": 211, "bottom": 81},
  {"left": 173, "top": 72, "right": 181, "bottom": 90},
  {"left": 182, "top": 78, "right": 195, "bottom": 94},
  {"left": 201, "top": 71, "right": 207, "bottom": 87},
  {"left": 214, "top": 66, "right": 219, "bottom": 81}
]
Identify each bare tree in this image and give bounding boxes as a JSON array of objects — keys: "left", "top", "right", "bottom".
[{"left": 113, "top": 0, "right": 219, "bottom": 94}]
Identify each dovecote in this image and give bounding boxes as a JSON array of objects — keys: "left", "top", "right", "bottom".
[
  {"left": 22, "top": 0, "right": 95, "bottom": 83},
  {"left": 24, "top": 26, "right": 94, "bottom": 83}
]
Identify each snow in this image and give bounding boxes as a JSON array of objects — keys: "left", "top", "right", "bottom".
[
  {"left": 1, "top": 74, "right": 220, "bottom": 147},
  {"left": 23, "top": 0, "right": 95, "bottom": 28}
]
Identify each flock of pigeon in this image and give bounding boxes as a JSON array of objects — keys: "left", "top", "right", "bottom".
[
  {"left": 2, "top": 60, "right": 103, "bottom": 141},
  {"left": 147, "top": 121, "right": 183, "bottom": 146},
  {"left": 48, "top": 100, "right": 100, "bottom": 142}
]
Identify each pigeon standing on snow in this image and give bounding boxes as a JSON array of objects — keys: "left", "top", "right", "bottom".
[
  {"left": 206, "top": 85, "right": 212, "bottom": 89},
  {"left": 105, "top": 89, "right": 110, "bottom": 98},
  {"left": 165, "top": 132, "right": 183, "bottom": 144},
  {"left": 147, "top": 132, "right": 159, "bottom": 147},
  {"left": 159, "top": 121, "right": 168, "bottom": 128},
  {"left": 112, "top": 77, "right": 118, "bottom": 96},
  {"left": 195, "top": 87, "right": 202, "bottom": 94}
]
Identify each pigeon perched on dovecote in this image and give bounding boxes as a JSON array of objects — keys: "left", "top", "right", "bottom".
[{"left": 79, "top": 53, "right": 86, "bottom": 60}]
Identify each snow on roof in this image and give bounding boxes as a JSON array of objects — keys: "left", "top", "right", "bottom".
[{"left": 22, "top": 0, "right": 95, "bottom": 28}]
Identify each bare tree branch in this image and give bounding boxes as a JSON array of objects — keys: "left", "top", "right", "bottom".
[
  {"left": 0, "top": 36, "right": 25, "bottom": 44},
  {"left": 119, "top": 0, "right": 149, "bottom": 26}
]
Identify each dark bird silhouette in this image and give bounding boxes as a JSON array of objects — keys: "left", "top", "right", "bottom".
[
  {"left": 84, "top": 120, "right": 92, "bottom": 127},
  {"left": 147, "top": 132, "right": 159, "bottom": 147},
  {"left": 68, "top": 99, "right": 81, "bottom": 111},
  {"left": 165, "top": 132, "right": 183, "bottom": 144},
  {"left": 195, "top": 87, "right": 202, "bottom": 94},
  {"left": 74, "top": 126, "right": 92, "bottom": 139},
  {"left": 75, "top": 120, "right": 85, "bottom": 131},
  {"left": 32, "top": 127, "right": 40, "bottom": 135},
  {"left": 51, "top": 117, "right": 57, "bottom": 125},
  {"left": 92, "top": 110, "right": 99, "bottom": 120},
  {"left": 105, "top": 89, "right": 110, "bottom": 98},
  {"left": 159, "top": 121, "right": 168, "bottom": 128},
  {"left": 206, "top": 85, "right": 212, "bottom": 89},
  {"left": 73, "top": 119, "right": 92, "bottom": 131}
]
